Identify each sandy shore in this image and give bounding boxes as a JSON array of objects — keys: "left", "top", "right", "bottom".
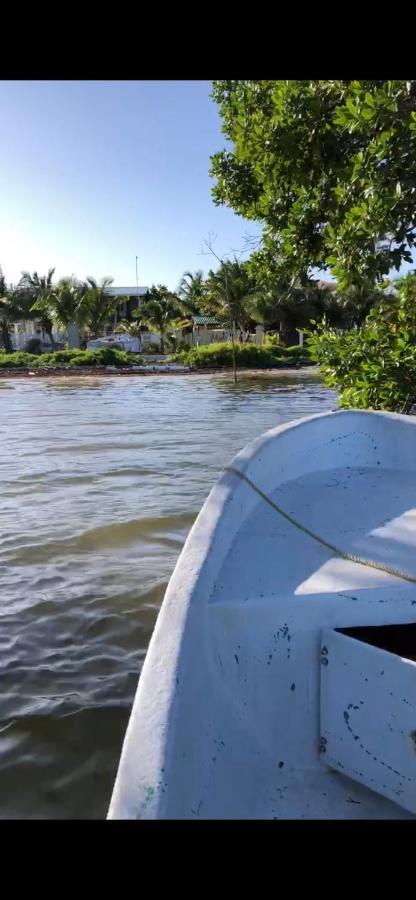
[{"left": 0, "top": 365, "right": 317, "bottom": 380}]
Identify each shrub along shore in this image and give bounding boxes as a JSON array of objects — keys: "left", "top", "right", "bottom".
[
  {"left": 167, "top": 342, "right": 309, "bottom": 368},
  {"left": 0, "top": 342, "right": 312, "bottom": 376}
]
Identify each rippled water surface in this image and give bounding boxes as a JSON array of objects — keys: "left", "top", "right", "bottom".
[{"left": 0, "top": 370, "right": 336, "bottom": 818}]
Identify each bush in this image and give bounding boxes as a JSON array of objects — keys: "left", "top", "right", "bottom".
[
  {"left": 264, "top": 332, "right": 283, "bottom": 348},
  {"left": 306, "top": 273, "right": 416, "bottom": 412},
  {"left": 32, "top": 347, "right": 144, "bottom": 368},
  {"left": 166, "top": 341, "right": 306, "bottom": 369},
  {"left": 0, "top": 352, "right": 38, "bottom": 368},
  {"left": 72, "top": 347, "right": 143, "bottom": 367},
  {"left": 141, "top": 343, "right": 160, "bottom": 354},
  {"left": 33, "top": 349, "right": 84, "bottom": 366},
  {"left": 24, "top": 337, "right": 43, "bottom": 354},
  {"left": 164, "top": 336, "right": 190, "bottom": 353},
  {"left": 281, "top": 344, "right": 311, "bottom": 360},
  {"left": 0, "top": 347, "right": 145, "bottom": 370}
]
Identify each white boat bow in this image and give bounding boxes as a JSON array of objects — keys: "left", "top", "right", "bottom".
[{"left": 108, "top": 409, "right": 416, "bottom": 819}]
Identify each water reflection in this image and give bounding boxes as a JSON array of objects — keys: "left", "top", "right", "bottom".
[{"left": 213, "top": 367, "right": 322, "bottom": 393}]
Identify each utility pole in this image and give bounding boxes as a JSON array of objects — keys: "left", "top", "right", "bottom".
[{"left": 135, "top": 255, "right": 141, "bottom": 352}]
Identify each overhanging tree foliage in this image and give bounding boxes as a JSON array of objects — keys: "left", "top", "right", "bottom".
[
  {"left": 210, "top": 80, "right": 416, "bottom": 288},
  {"left": 306, "top": 274, "right": 416, "bottom": 412}
]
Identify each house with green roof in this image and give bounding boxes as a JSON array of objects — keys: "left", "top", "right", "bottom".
[{"left": 184, "top": 314, "right": 230, "bottom": 346}]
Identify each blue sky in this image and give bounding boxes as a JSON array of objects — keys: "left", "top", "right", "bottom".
[
  {"left": 0, "top": 80, "right": 262, "bottom": 291},
  {"left": 1, "top": 80, "right": 414, "bottom": 292}
]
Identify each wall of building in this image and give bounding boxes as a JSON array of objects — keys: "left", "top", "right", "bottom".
[{"left": 11, "top": 321, "right": 66, "bottom": 351}]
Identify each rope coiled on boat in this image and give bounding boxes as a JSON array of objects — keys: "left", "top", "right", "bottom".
[{"left": 225, "top": 465, "right": 416, "bottom": 586}]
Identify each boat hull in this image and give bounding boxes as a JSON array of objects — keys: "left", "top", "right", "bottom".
[{"left": 109, "top": 410, "right": 416, "bottom": 819}]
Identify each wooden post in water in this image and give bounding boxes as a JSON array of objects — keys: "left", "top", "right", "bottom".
[
  {"left": 231, "top": 320, "right": 237, "bottom": 385},
  {"left": 224, "top": 264, "right": 237, "bottom": 385},
  {"left": 201, "top": 233, "right": 238, "bottom": 384}
]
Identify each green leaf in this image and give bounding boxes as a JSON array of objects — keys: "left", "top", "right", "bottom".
[{"left": 346, "top": 97, "right": 357, "bottom": 115}]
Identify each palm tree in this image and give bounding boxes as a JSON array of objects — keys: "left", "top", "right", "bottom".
[
  {"left": 203, "top": 260, "right": 256, "bottom": 332},
  {"left": 0, "top": 268, "right": 35, "bottom": 352},
  {"left": 244, "top": 278, "right": 388, "bottom": 343},
  {"left": 83, "top": 277, "right": 126, "bottom": 338},
  {"left": 330, "top": 284, "right": 389, "bottom": 328},
  {"left": 18, "top": 268, "right": 56, "bottom": 348},
  {"left": 31, "top": 276, "right": 88, "bottom": 336},
  {"left": 115, "top": 319, "right": 142, "bottom": 338},
  {"left": 201, "top": 259, "right": 256, "bottom": 383},
  {"left": 175, "top": 270, "right": 208, "bottom": 337},
  {"left": 244, "top": 279, "right": 330, "bottom": 345},
  {"left": 133, "top": 284, "right": 181, "bottom": 353},
  {"left": 178, "top": 270, "right": 205, "bottom": 315}
]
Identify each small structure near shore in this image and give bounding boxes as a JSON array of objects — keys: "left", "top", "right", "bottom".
[{"left": 87, "top": 333, "right": 141, "bottom": 353}]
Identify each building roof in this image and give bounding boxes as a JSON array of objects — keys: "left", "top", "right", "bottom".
[
  {"left": 6, "top": 283, "right": 149, "bottom": 297},
  {"left": 315, "top": 280, "right": 338, "bottom": 292},
  {"left": 192, "top": 315, "right": 224, "bottom": 326},
  {"left": 105, "top": 286, "right": 148, "bottom": 297}
]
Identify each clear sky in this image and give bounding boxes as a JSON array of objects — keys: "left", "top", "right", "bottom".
[
  {"left": 1, "top": 80, "right": 414, "bottom": 292},
  {"left": 0, "top": 80, "right": 262, "bottom": 291}
]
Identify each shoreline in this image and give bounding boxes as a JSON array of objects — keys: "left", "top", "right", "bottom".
[{"left": 0, "top": 365, "right": 317, "bottom": 380}]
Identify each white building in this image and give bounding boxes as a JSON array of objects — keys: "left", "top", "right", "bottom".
[
  {"left": 106, "top": 286, "right": 148, "bottom": 324},
  {"left": 11, "top": 320, "right": 66, "bottom": 351},
  {"left": 8, "top": 284, "right": 150, "bottom": 351},
  {"left": 180, "top": 316, "right": 266, "bottom": 347}
]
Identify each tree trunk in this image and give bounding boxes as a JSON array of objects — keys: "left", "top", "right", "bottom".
[
  {"left": 279, "top": 319, "right": 299, "bottom": 347},
  {"left": 67, "top": 323, "right": 81, "bottom": 349},
  {"left": 46, "top": 325, "right": 56, "bottom": 349},
  {"left": 230, "top": 320, "right": 237, "bottom": 384},
  {"left": 160, "top": 332, "right": 165, "bottom": 354},
  {"left": 1, "top": 320, "right": 13, "bottom": 352}
]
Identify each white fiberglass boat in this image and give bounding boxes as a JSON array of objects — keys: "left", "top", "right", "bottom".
[{"left": 109, "top": 410, "right": 416, "bottom": 819}]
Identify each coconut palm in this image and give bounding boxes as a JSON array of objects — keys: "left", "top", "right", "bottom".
[
  {"left": 83, "top": 277, "right": 126, "bottom": 338},
  {"left": 0, "top": 268, "right": 34, "bottom": 352},
  {"left": 133, "top": 284, "right": 182, "bottom": 353},
  {"left": 175, "top": 270, "right": 209, "bottom": 335},
  {"left": 244, "top": 279, "right": 335, "bottom": 345},
  {"left": 330, "top": 284, "right": 390, "bottom": 328},
  {"left": 32, "top": 276, "right": 88, "bottom": 333},
  {"left": 178, "top": 270, "right": 205, "bottom": 315},
  {"left": 203, "top": 259, "right": 255, "bottom": 332},
  {"left": 115, "top": 319, "right": 142, "bottom": 338},
  {"left": 18, "top": 268, "right": 56, "bottom": 347}
]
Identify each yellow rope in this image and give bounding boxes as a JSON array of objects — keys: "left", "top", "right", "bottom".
[{"left": 225, "top": 465, "right": 416, "bottom": 586}]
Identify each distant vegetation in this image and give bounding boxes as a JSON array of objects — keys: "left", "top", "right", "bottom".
[{"left": 1, "top": 257, "right": 391, "bottom": 361}]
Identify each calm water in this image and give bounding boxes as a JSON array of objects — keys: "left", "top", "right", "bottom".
[{"left": 0, "top": 370, "right": 335, "bottom": 818}]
